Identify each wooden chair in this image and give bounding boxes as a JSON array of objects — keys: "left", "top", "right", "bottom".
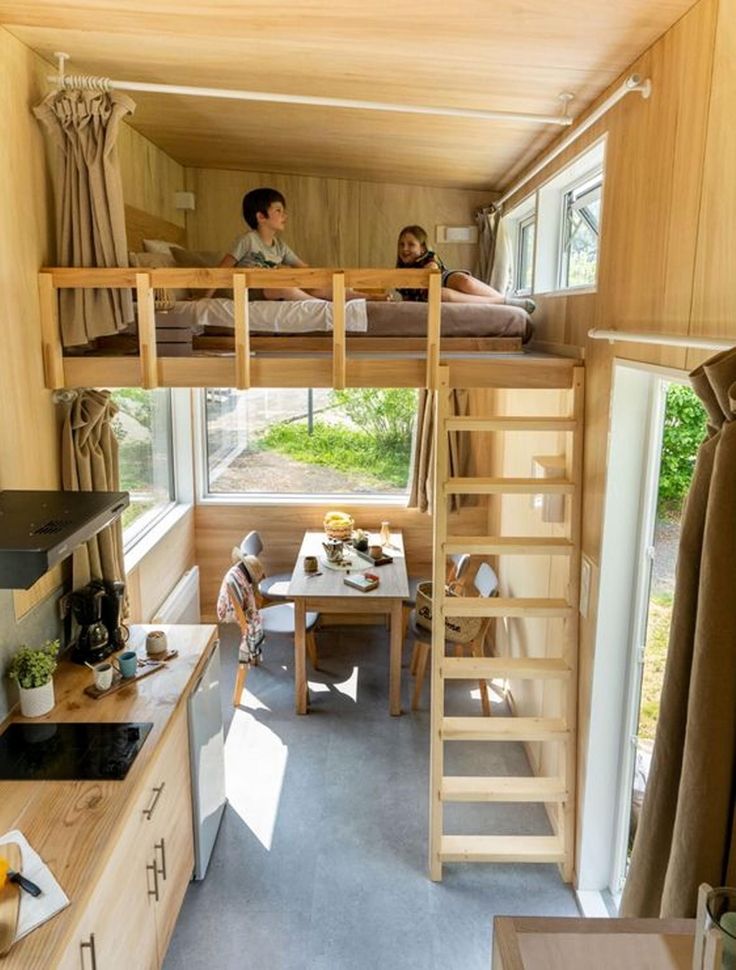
[
  {"left": 409, "top": 562, "right": 498, "bottom": 714},
  {"left": 239, "top": 530, "right": 292, "bottom": 602},
  {"left": 228, "top": 586, "right": 320, "bottom": 707}
]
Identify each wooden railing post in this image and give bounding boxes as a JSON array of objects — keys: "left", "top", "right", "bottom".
[
  {"left": 38, "top": 272, "right": 65, "bottom": 389},
  {"left": 136, "top": 272, "right": 158, "bottom": 389},
  {"left": 233, "top": 273, "right": 251, "bottom": 390},
  {"left": 426, "top": 270, "right": 442, "bottom": 390},
  {"left": 332, "top": 271, "right": 346, "bottom": 389}
]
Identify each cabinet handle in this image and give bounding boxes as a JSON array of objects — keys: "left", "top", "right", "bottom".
[
  {"left": 80, "top": 933, "right": 98, "bottom": 970},
  {"left": 142, "top": 782, "right": 165, "bottom": 820},
  {"left": 155, "top": 838, "right": 167, "bottom": 881},
  {"left": 147, "top": 858, "right": 160, "bottom": 902}
]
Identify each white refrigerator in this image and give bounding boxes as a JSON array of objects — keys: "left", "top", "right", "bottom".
[{"left": 187, "top": 641, "right": 227, "bottom": 880}]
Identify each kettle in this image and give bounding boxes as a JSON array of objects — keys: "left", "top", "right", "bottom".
[{"left": 322, "top": 538, "right": 344, "bottom": 563}]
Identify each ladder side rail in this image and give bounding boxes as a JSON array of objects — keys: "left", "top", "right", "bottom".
[{"left": 428, "top": 365, "right": 451, "bottom": 880}]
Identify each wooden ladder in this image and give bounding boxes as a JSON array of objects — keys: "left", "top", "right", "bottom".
[{"left": 428, "top": 362, "right": 584, "bottom": 882}]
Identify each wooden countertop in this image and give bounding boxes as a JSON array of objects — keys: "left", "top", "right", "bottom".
[{"left": 0, "top": 624, "right": 218, "bottom": 968}]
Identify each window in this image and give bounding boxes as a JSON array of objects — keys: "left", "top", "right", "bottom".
[
  {"left": 559, "top": 175, "right": 602, "bottom": 289},
  {"left": 111, "top": 388, "right": 176, "bottom": 547},
  {"left": 523, "top": 137, "right": 605, "bottom": 295},
  {"left": 201, "top": 387, "right": 418, "bottom": 500},
  {"left": 515, "top": 214, "right": 536, "bottom": 294}
]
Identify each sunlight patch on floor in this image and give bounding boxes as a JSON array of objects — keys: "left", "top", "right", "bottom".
[
  {"left": 333, "top": 665, "right": 359, "bottom": 701},
  {"left": 224, "top": 708, "right": 287, "bottom": 850},
  {"left": 240, "top": 687, "right": 271, "bottom": 711}
]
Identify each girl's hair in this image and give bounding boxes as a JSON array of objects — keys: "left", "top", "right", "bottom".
[{"left": 396, "top": 225, "right": 429, "bottom": 266}]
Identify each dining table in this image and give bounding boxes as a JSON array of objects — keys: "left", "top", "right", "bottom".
[{"left": 286, "top": 529, "right": 410, "bottom": 715}]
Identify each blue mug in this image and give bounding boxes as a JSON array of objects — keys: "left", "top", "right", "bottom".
[{"left": 117, "top": 650, "right": 138, "bottom": 679}]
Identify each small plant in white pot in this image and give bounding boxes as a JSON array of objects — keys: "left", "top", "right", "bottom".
[{"left": 8, "top": 640, "right": 60, "bottom": 718}]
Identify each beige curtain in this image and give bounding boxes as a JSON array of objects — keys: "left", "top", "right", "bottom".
[
  {"left": 621, "top": 347, "right": 736, "bottom": 917},
  {"left": 475, "top": 205, "right": 512, "bottom": 294},
  {"left": 34, "top": 90, "right": 135, "bottom": 347},
  {"left": 61, "top": 389, "right": 126, "bottom": 591},
  {"left": 409, "top": 389, "right": 470, "bottom": 513}
]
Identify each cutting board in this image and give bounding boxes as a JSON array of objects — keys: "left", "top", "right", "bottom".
[{"left": 0, "top": 841, "right": 21, "bottom": 956}]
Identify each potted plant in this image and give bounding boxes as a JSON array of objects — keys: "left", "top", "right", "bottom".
[{"left": 7, "top": 640, "right": 60, "bottom": 718}]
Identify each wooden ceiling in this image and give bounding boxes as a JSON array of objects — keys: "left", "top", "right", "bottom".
[{"left": 1, "top": 0, "right": 696, "bottom": 189}]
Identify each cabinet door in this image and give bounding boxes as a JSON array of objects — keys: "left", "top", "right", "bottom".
[
  {"left": 142, "top": 705, "right": 194, "bottom": 963},
  {"left": 54, "top": 809, "right": 158, "bottom": 970}
]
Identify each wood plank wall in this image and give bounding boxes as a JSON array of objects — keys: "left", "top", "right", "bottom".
[
  {"left": 497, "top": 0, "right": 732, "bottom": 877},
  {"left": 184, "top": 167, "right": 490, "bottom": 272},
  {"left": 0, "top": 28, "right": 64, "bottom": 710}
]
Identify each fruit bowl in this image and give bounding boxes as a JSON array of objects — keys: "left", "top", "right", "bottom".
[{"left": 323, "top": 511, "right": 354, "bottom": 540}]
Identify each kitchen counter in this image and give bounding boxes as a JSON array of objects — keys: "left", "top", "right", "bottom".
[{"left": 0, "top": 623, "right": 218, "bottom": 968}]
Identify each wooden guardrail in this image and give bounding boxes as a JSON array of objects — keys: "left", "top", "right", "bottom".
[{"left": 37, "top": 266, "right": 441, "bottom": 391}]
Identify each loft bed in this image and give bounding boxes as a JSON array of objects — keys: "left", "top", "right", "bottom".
[{"left": 37, "top": 266, "right": 577, "bottom": 392}]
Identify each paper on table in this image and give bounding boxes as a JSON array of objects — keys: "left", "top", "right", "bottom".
[{"left": 0, "top": 830, "right": 69, "bottom": 942}]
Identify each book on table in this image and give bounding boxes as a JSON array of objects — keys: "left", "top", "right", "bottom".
[{"left": 343, "top": 573, "right": 379, "bottom": 592}]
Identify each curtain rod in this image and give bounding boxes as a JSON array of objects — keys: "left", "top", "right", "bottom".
[
  {"left": 495, "top": 74, "right": 651, "bottom": 209},
  {"left": 588, "top": 329, "right": 733, "bottom": 351},
  {"left": 47, "top": 52, "right": 573, "bottom": 127}
]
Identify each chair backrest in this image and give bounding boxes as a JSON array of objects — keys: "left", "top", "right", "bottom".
[
  {"left": 241, "top": 531, "right": 264, "bottom": 557},
  {"left": 448, "top": 553, "right": 471, "bottom": 585},
  {"left": 473, "top": 562, "right": 499, "bottom": 598}
]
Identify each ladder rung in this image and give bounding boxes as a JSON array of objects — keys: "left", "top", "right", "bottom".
[
  {"left": 441, "top": 716, "right": 568, "bottom": 742},
  {"left": 441, "top": 776, "right": 568, "bottom": 803},
  {"left": 444, "top": 416, "right": 576, "bottom": 432},
  {"left": 444, "top": 477, "right": 574, "bottom": 495},
  {"left": 441, "top": 657, "right": 571, "bottom": 680},
  {"left": 440, "top": 835, "right": 565, "bottom": 863},
  {"left": 443, "top": 536, "right": 573, "bottom": 556},
  {"left": 441, "top": 597, "right": 572, "bottom": 618}
]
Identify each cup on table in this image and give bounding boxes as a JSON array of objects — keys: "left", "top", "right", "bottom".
[
  {"left": 304, "top": 555, "right": 319, "bottom": 574},
  {"left": 146, "top": 630, "right": 167, "bottom": 657},
  {"left": 93, "top": 662, "right": 113, "bottom": 692},
  {"left": 117, "top": 650, "right": 138, "bottom": 679},
  {"left": 369, "top": 544, "right": 383, "bottom": 559}
]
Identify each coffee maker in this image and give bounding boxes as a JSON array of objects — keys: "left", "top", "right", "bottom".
[{"left": 68, "top": 580, "right": 128, "bottom": 665}]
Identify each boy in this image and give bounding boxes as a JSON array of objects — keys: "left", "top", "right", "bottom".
[{"left": 209, "top": 187, "right": 371, "bottom": 301}]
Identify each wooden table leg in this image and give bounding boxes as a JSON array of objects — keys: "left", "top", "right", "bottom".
[
  {"left": 389, "top": 599, "right": 403, "bottom": 716},
  {"left": 294, "top": 598, "right": 308, "bottom": 714}
]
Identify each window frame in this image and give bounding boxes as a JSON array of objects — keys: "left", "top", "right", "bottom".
[
  {"left": 114, "top": 388, "right": 192, "bottom": 555},
  {"left": 557, "top": 172, "right": 603, "bottom": 292},
  {"left": 194, "top": 388, "right": 417, "bottom": 507},
  {"left": 515, "top": 213, "right": 536, "bottom": 296}
]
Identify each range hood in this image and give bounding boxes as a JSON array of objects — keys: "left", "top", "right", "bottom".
[{"left": 0, "top": 490, "right": 129, "bottom": 590}]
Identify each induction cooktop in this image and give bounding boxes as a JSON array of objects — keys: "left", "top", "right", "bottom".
[{"left": 0, "top": 722, "right": 153, "bottom": 781}]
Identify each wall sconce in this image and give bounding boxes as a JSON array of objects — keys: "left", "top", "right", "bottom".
[{"left": 530, "top": 455, "right": 566, "bottom": 523}]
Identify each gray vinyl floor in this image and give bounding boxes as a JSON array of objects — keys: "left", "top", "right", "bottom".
[{"left": 164, "top": 624, "right": 578, "bottom": 970}]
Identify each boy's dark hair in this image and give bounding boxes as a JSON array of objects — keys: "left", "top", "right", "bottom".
[{"left": 242, "top": 187, "right": 286, "bottom": 229}]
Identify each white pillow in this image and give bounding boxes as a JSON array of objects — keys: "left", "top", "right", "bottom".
[
  {"left": 128, "top": 251, "right": 188, "bottom": 301},
  {"left": 142, "top": 238, "right": 184, "bottom": 255}
]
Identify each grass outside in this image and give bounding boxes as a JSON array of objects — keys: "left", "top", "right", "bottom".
[
  {"left": 638, "top": 592, "right": 673, "bottom": 741},
  {"left": 257, "top": 420, "right": 412, "bottom": 489}
]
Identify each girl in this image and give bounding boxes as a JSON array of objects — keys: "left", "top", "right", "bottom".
[{"left": 395, "top": 225, "right": 535, "bottom": 313}]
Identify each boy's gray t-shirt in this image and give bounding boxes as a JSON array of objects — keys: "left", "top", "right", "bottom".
[{"left": 228, "top": 230, "right": 301, "bottom": 269}]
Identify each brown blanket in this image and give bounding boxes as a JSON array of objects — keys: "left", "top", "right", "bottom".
[{"left": 363, "top": 302, "right": 532, "bottom": 341}]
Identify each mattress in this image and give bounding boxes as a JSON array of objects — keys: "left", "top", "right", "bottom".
[{"left": 154, "top": 297, "right": 533, "bottom": 342}]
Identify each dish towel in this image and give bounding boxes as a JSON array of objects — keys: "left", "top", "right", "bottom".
[{"left": 0, "top": 830, "right": 69, "bottom": 942}]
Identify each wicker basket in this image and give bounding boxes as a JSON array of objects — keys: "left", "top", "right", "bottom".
[{"left": 415, "top": 581, "right": 482, "bottom": 644}]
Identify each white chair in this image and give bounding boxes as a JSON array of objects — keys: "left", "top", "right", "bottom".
[
  {"left": 409, "top": 562, "right": 499, "bottom": 714},
  {"left": 240, "top": 530, "right": 293, "bottom": 602},
  {"left": 228, "top": 586, "right": 320, "bottom": 707}
]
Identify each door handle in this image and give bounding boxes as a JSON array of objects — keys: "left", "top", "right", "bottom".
[
  {"left": 80, "top": 933, "right": 98, "bottom": 970},
  {"left": 155, "top": 838, "right": 167, "bottom": 881},
  {"left": 142, "top": 782, "right": 165, "bottom": 820},
  {"left": 147, "top": 858, "right": 160, "bottom": 902}
]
